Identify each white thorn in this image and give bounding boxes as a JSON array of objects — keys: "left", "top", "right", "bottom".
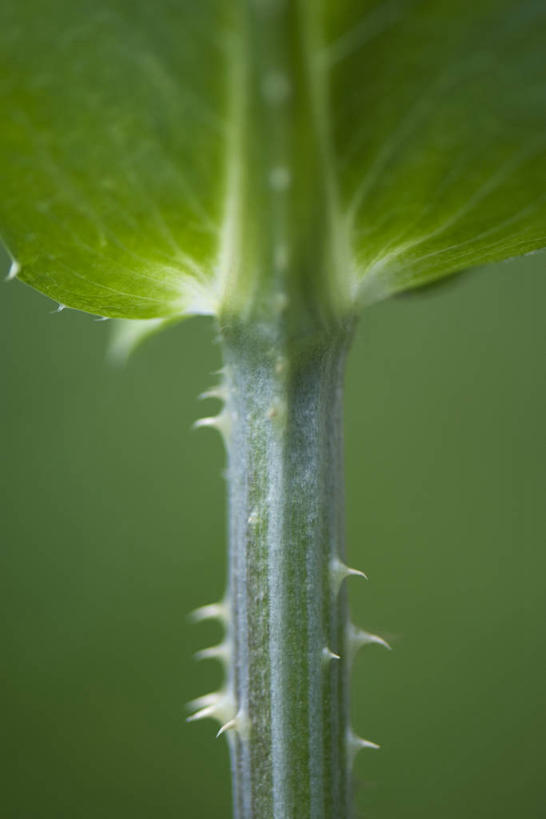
[
  {"left": 193, "top": 416, "right": 219, "bottom": 430},
  {"left": 186, "top": 692, "right": 237, "bottom": 732},
  {"left": 186, "top": 704, "right": 219, "bottom": 723},
  {"left": 347, "top": 729, "right": 380, "bottom": 764},
  {"left": 199, "top": 386, "right": 227, "bottom": 402},
  {"left": 322, "top": 646, "right": 341, "bottom": 664},
  {"left": 188, "top": 602, "right": 228, "bottom": 624},
  {"left": 353, "top": 736, "right": 381, "bottom": 752},
  {"left": 347, "top": 622, "right": 392, "bottom": 662},
  {"left": 194, "top": 642, "right": 230, "bottom": 662},
  {"left": 362, "top": 632, "right": 391, "bottom": 651},
  {"left": 51, "top": 303, "right": 66, "bottom": 314},
  {"left": 346, "top": 566, "right": 368, "bottom": 581},
  {"left": 330, "top": 557, "right": 368, "bottom": 594},
  {"left": 186, "top": 692, "right": 222, "bottom": 712},
  {"left": 216, "top": 718, "right": 237, "bottom": 738},
  {"left": 193, "top": 411, "right": 231, "bottom": 439},
  {"left": 216, "top": 708, "right": 251, "bottom": 740},
  {"left": 93, "top": 316, "right": 110, "bottom": 322},
  {"left": 6, "top": 259, "right": 20, "bottom": 281}
]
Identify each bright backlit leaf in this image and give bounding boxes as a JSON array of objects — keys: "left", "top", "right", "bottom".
[
  {"left": 1, "top": 1, "right": 232, "bottom": 318},
  {"left": 326, "top": 0, "right": 546, "bottom": 304},
  {"left": 1, "top": 1, "right": 544, "bottom": 319}
]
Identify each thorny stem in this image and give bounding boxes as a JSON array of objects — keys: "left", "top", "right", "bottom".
[
  {"left": 190, "top": 320, "right": 388, "bottom": 818},
  {"left": 189, "top": 2, "right": 388, "bottom": 816}
]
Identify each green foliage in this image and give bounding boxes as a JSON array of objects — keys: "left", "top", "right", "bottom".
[
  {"left": 326, "top": 0, "right": 546, "bottom": 303},
  {"left": 1, "top": 1, "right": 544, "bottom": 319},
  {"left": 0, "top": 0, "right": 231, "bottom": 318}
]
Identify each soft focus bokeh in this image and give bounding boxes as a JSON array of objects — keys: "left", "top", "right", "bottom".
[{"left": 2, "top": 251, "right": 545, "bottom": 818}]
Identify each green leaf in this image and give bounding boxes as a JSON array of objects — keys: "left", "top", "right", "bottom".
[
  {"left": 325, "top": 0, "right": 546, "bottom": 304},
  {"left": 1, "top": 1, "right": 544, "bottom": 320},
  {"left": 0, "top": 1, "right": 233, "bottom": 318}
]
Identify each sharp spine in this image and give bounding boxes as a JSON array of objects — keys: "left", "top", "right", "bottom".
[
  {"left": 186, "top": 693, "right": 248, "bottom": 740},
  {"left": 189, "top": 601, "right": 229, "bottom": 624},
  {"left": 186, "top": 691, "right": 234, "bottom": 726},
  {"left": 194, "top": 641, "right": 230, "bottom": 663},
  {"left": 199, "top": 385, "right": 227, "bottom": 402},
  {"left": 322, "top": 646, "right": 341, "bottom": 664},
  {"left": 216, "top": 718, "right": 237, "bottom": 738},
  {"left": 6, "top": 259, "right": 20, "bottom": 281},
  {"left": 187, "top": 703, "right": 220, "bottom": 723},
  {"left": 193, "top": 410, "right": 231, "bottom": 439},
  {"left": 330, "top": 556, "right": 368, "bottom": 594},
  {"left": 186, "top": 692, "right": 222, "bottom": 712},
  {"left": 347, "top": 729, "right": 380, "bottom": 765},
  {"left": 347, "top": 622, "right": 391, "bottom": 663}
]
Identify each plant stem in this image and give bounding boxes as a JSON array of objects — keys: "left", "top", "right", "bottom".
[
  {"left": 197, "top": 318, "right": 371, "bottom": 819},
  {"left": 189, "top": 4, "right": 384, "bottom": 816}
]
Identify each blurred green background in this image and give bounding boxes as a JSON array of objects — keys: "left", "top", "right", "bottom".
[{"left": 1, "top": 251, "right": 545, "bottom": 819}]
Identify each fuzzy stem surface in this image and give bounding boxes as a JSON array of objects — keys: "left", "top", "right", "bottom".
[{"left": 220, "top": 320, "right": 355, "bottom": 819}]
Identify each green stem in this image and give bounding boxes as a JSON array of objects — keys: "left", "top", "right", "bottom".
[
  {"left": 189, "top": 4, "right": 385, "bottom": 816},
  {"left": 222, "top": 0, "right": 351, "bottom": 324},
  {"left": 220, "top": 319, "right": 363, "bottom": 819},
  {"left": 190, "top": 321, "right": 388, "bottom": 816}
]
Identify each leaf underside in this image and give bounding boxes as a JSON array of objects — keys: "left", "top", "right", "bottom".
[{"left": 1, "top": 0, "right": 544, "bottom": 319}]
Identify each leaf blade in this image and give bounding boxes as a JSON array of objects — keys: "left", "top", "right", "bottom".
[
  {"left": 1, "top": 1, "right": 544, "bottom": 319},
  {"left": 325, "top": 0, "right": 546, "bottom": 303},
  {"left": 0, "top": 0, "right": 233, "bottom": 317}
]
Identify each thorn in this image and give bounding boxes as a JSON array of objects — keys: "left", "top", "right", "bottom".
[
  {"left": 188, "top": 602, "right": 228, "bottom": 624},
  {"left": 186, "top": 704, "right": 219, "bottom": 723},
  {"left": 330, "top": 556, "right": 368, "bottom": 595},
  {"left": 347, "top": 622, "right": 391, "bottom": 663},
  {"left": 322, "top": 646, "right": 341, "bottom": 664},
  {"left": 216, "top": 709, "right": 250, "bottom": 740},
  {"left": 186, "top": 692, "right": 238, "bottom": 735},
  {"left": 193, "top": 416, "right": 219, "bottom": 430},
  {"left": 362, "top": 633, "right": 391, "bottom": 651},
  {"left": 51, "top": 303, "right": 66, "bottom": 314},
  {"left": 6, "top": 259, "right": 20, "bottom": 281},
  {"left": 199, "top": 386, "right": 227, "bottom": 402},
  {"left": 193, "top": 411, "right": 231, "bottom": 439},
  {"left": 347, "top": 729, "right": 380, "bottom": 765},
  {"left": 93, "top": 316, "right": 110, "bottom": 322},
  {"left": 186, "top": 692, "right": 221, "bottom": 713},
  {"left": 352, "top": 736, "right": 381, "bottom": 752},
  {"left": 347, "top": 567, "right": 368, "bottom": 581},
  {"left": 375, "top": 632, "right": 391, "bottom": 648},
  {"left": 216, "top": 718, "right": 237, "bottom": 738},
  {"left": 194, "top": 642, "right": 230, "bottom": 662}
]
